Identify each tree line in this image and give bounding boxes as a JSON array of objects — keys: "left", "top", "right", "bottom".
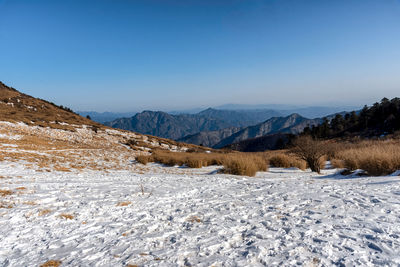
[{"left": 302, "top": 97, "right": 400, "bottom": 138}]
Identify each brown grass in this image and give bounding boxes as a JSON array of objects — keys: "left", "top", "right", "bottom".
[
  {"left": 134, "top": 138, "right": 400, "bottom": 177},
  {"left": 116, "top": 201, "right": 132, "bottom": 207},
  {"left": 187, "top": 215, "right": 202, "bottom": 223},
  {"left": 136, "top": 150, "right": 269, "bottom": 176},
  {"left": 23, "top": 201, "right": 37, "bottom": 205},
  {"left": 0, "top": 189, "right": 13, "bottom": 197},
  {"left": 16, "top": 187, "right": 26, "bottom": 190},
  {"left": 222, "top": 154, "right": 267, "bottom": 176},
  {"left": 0, "top": 202, "right": 13, "bottom": 208},
  {"left": 40, "top": 260, "right": 62, "bottom": 267},
  {"left": 54, "top": 166, "right": 71, "bottom": 172},
  {"left": 38, "top": 209, "right": 52, "bottom": 216},
  {"left": 136, "top": 155, "right": 151, "bottom": 165},
  {"left": 268, "top": 154, "right": 307, "bottom": 170},
  {"left": 59, "top": 213, "right": 74, "bottom": 220},
  {"left": 331, "top": 140, "right": 400, "bottom": 176}
]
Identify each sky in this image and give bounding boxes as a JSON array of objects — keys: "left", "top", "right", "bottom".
[{"left": 1, "top": 0, "right": 400, "bottom": 112}]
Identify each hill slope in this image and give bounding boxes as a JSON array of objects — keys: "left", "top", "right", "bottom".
[
  {"left": 0, "top": 81, "right": 100, "bottom": 130},
  {"left": 0, "top": 81, "right": 210, "bottom": 175}
]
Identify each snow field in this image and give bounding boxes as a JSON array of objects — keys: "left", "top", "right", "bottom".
[{"left": 1, "top": 162, "right": 400, "bottom": 266}]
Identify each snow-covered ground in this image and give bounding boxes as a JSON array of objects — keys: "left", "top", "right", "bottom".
[{"left": 1, "top": 161, "right": 399, "bottom": 266}]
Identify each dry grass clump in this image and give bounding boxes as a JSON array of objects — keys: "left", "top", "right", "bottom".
[
  {"left": 268, "top": 154, "right": 306, "bottom": 170},
  {"left": 0, "top": 202, "right": 13, "bottom": 208},
  {"left": 15, "top": 187, "right": 27, "bottom": 190},
  {"left": 187, "top": 215, "right": 202, "bottom": 223},
  {"left": 59, "top": 213, "right": 74, "bottom": 220},
  {"left": 268, "top": 154, "right": 291, "bottom": 168},
  {"left": 221, "top": 154, "right": 268, "bottom": 176},
  {"left": 116, "top": 201, "right": 132, "bottom": 207},
  {"left": 23, "top": 201, "right": 37, "bottom": 205},
  {"left": 54, "top": 166, "right": 71, "bottom": 172},
  {"left": 185, "top": 158, "right": 204, "bottom": 168},
  {"left": 136, "top": 155, "right": 151, "bottom": 165},
  {"left": 0, "top": 189, "right": 13, "bottom": 197},
  {"left": 332, "top": 140, "right": 400, "bottom": 176},
  {"left": 135, "top": 150, "right": 268, "bottom": 176},
  {"left": 38, "top": 209, "right": 52, "bottom": 216},
  {"left": 330, "top": 158, "right": 345, "bottom": 169},
  {"left": 40, "top": 260, "right": 62, "bottom": 267}
]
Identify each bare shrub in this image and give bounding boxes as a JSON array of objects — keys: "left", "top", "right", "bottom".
[{"left": 291, "top": 136, "right": 331, "bottom": 173}]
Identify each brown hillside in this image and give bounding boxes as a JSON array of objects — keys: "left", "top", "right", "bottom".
[{"left": 0, "top": 81, "right": 101, "bottom": 130}]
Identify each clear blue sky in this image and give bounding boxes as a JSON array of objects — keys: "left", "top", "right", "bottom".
[{"left": 1, "top": 0, "right": 400, "bottom": 112}]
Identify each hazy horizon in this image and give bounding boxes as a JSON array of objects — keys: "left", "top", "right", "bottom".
[
  {"left": 1, "top": 0, "right": 399, "bottom": 112},
  {"left": 77, "top": 102, "right": 362, "bottom": 115}
]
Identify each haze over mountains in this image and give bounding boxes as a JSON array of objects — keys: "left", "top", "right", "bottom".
[
  {"left": 103, "top": 107, "right": 350, "bottom": 149},
  {"left": 205, "top": 113, "right": 321, "bottom": 148},
  {"left": 79, "top": 104, "right": 357, "bottom": 124}
]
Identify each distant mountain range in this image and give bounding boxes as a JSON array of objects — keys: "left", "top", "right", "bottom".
[
  {"left": 104, "top": 108, "right": 280, "bottom": 140},
  {"left": 181, "top": 113, "right": 321, "bottom": 148},
  {"left": 81, "top": 104, "right": 358, "bottom": 124},
  {"left": 215, "top": 104, "right": 358, "bottom": 119},
  {"left": 104, "top": 107, "right": 328, "bottom": 149}
]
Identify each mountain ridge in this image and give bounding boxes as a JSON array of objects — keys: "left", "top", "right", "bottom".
[
  {"left": 214, "top": 113, "right": 321, "bottom": 148},
  {"left": 104, "top": 108, "right": 282, "bottom": 140},
  {"left": 0, "top": 81, "right": 101, "bottom": 130}
]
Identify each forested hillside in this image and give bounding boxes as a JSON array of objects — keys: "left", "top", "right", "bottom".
[{"left": 303, "top": 98, "right": 400, "bottom": 138}]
